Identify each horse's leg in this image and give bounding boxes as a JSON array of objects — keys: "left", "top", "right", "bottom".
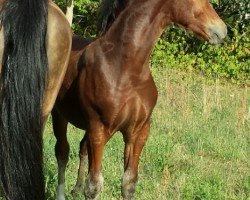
[
  {"left": 122, "top": 121, "right": 150, "bottom": 200},
  {"left": 84, "top": 123, "right": 109, "bottom": 200},
  {"left": 71, "top": 134, "right": 88, "bottom": 195},
  {"left": 52, "top": 108, "right": 69, "bottom": 200}
]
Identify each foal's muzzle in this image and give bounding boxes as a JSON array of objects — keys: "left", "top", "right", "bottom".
[{"left": 207, "top": 22, "right": 227, "bottom": 44}]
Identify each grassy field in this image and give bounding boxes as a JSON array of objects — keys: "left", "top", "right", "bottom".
[
  {"left": 42, "top": 68, "right": 250, "bottom": 200},
  {"left": 0, "top": 68, "right": 250, "bottom": 200},
  {"left": 1, "top": 68, "right": 248, "bottom": 200}
]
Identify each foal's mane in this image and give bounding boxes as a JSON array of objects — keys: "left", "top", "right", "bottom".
[{"left": 97, "top": 0, "right": 126, "bottom": 35}]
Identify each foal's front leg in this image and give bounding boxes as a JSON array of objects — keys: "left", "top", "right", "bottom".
[
  {"left": 84, "top": 123, "right": 110, "bottom": 200},
  {"left": 122, "top": 121, "right": 150, "bottom": 200}
]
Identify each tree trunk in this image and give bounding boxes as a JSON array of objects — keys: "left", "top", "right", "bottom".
[{"left": 66, "top": 0, "right": 74, "bottom": 26}]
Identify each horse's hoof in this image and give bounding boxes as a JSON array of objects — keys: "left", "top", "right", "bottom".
[
  {"left": 55, "top": 195, "right": 66, "bottom": 200},
  {"left": 71, "top": 186, "right": 84, "bottom": 197}
]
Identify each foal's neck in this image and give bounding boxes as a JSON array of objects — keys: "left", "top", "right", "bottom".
[{"left": 101, "top": 0, "right": 170, "bottom": 67}]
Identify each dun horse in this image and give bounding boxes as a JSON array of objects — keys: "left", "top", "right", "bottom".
[
  {"left": 0, "top": 0, "right": 71, "bottom": 199},
  {"left": 53, "top": 0, "right": 227, "bottom": 199}
]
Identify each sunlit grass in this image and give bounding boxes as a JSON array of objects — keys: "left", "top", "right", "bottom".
[
  {"left": 42, "top": 68, "right": 250, "bottom": 200},
  {"left": 2, "top": 68, "right": 249, "bottom": 200}
]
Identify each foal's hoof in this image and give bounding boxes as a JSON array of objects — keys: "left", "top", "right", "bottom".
[
  {"left": 71, "top": 185, "right": 84, "bottom": 197},
  {"left": 55, "top": 195, "right": 66, "bottom": 200}
]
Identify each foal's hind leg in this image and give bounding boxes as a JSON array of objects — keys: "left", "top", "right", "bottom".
[
  {"left": 71, "top": 134, "right": 88, "bottom": 196},
  {"left": 122, "top": 121, "right": 150, "bottom": 200},
  {"left": 52, "top": 109, "right": 69, "bottom": 200}
]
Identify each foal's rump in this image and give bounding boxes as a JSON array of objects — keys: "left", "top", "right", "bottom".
[{"left": 72, "top": 35, "right": 94, "bottom": 51}]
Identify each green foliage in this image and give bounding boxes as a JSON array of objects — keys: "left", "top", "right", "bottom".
[
  {"left": 71, "top": 0, "right": 100, "bottom": 36},
  {"left": 55, "top": 0, "right": 100, "bottom": 36},
  {"left": 151, "top": 27, "right": 250, "bottom": 85},
  {"left": 212, "top": 0, "right": 250, "bottom": 34}
]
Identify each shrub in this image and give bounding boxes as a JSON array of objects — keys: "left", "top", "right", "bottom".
[
  {"left": 151, "top": 27, "right": 250, "bottom": 84},
  {"left": 55, "top": 0, "right": 100, "bottom": 36},
  {"left": 212, "top": 0, "right": 250, "bottom": 35}
]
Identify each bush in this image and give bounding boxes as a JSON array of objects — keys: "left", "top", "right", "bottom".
[
  {"left": 212, "top": 0, "right": 250, "bottom": 34},
  {"left": 151, "top": 27, "right": 250, "bottom": 84},
  {"left": 55, "top": 0, "right": 100, "bottom": 36}
]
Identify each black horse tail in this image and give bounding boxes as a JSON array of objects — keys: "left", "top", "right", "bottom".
[{"left": 0, "top": 0, "right": 48, "bottom": 199}]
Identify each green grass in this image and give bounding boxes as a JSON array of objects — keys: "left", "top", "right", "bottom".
[
  {"left": 1, "top": 68, "right": 249, "bottom": 200},
  {"left": 43, "top": 68, "right": 249, "bottom": 200}
]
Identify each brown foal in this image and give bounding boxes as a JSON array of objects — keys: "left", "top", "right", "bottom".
[{"left": 52, "top": 0, "right": 227, "bottom": 199}]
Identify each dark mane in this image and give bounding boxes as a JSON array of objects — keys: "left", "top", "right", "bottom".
[{"left": 97, "top": 0, "right": 126, "bottom": 35}]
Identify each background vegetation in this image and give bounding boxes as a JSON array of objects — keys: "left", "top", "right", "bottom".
[
  {"left": 43, "top": 69, "right": 250, "bottom": 199},
  {"left": 55, "top": 0, "right": 250, "bottom": 84}
]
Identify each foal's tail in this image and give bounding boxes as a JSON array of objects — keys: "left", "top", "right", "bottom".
[{"left": 0, "top": 0, "right": 48, "bottom": 199}]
